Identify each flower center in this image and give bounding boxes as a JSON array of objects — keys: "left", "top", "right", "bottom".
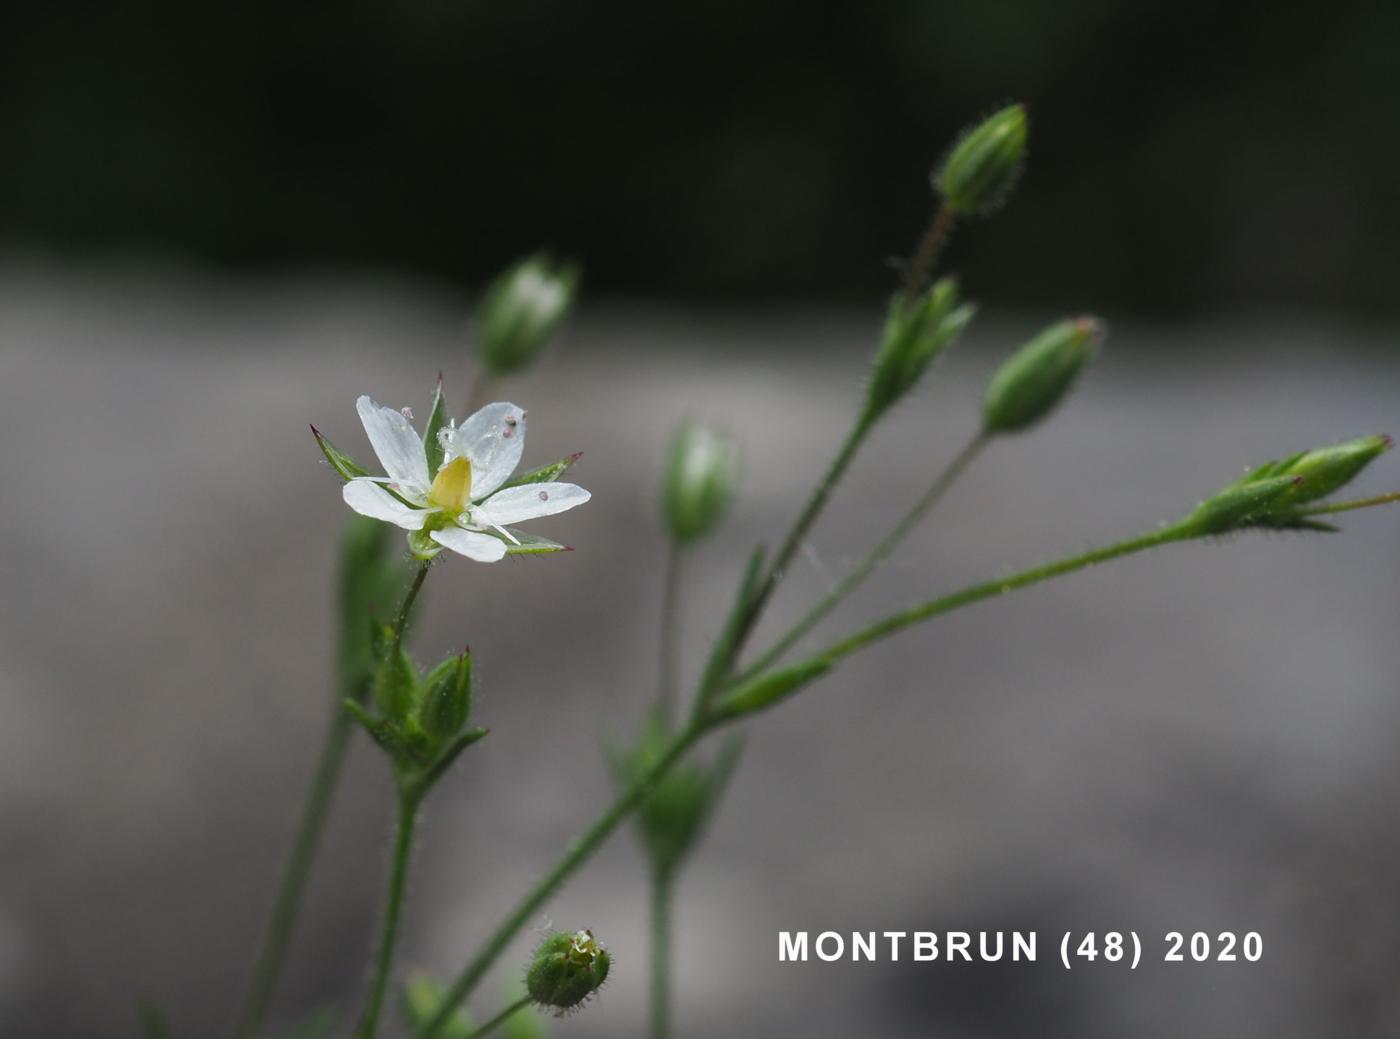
[{"left": 428, "top": 456, "right": 473, "bottom": 513}]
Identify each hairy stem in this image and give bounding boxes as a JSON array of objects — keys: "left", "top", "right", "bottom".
[
  {"left": 1297, "top": 490, "right": 1400, "bottom": 516},
  {"left": 813, "top": 526, "right": 1189, "bottom": 666},
  {"left": 902, "top": 204, "right": 955, "bottom": 306},
  {"left": 355, "top": 793, "right": 422, "bottom": 1039},
  {"left": 418, "top": 724, "right": 706, "bottom": 1038},
  {"left": 649, "top": 868, "right": 674, "bottom": 1039},
  {"left": 740, "top": 432, "right": 987, "bottom": 679},
  {"left": 463, "top": 996, "right": 532, "bottom": 1039},
  {"left": 391, "top": 562, "right": 432, "bottom": 666}
]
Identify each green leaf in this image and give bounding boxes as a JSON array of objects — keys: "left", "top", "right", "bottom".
[
  {"left": 311, "top": 426, "right": 370, "bottom": 482},
  {"left": 504, "top": 531, "right": 569, "bottom": 555},
  {"left": 423, "top": 376, "right": 450, "bottom": 477},
  {"left": 715, "top": 658, "right": 833, "bottom": 719},
  {"left": 501, "top": 452, "right": 583, "bottom": 490},
  {"left": 343, "top": 699, "right": 406, "bottom": 756}
]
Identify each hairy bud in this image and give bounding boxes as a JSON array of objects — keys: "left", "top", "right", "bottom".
[
  {"left": 479, "top": 255, "right": 578, "bottom": 375},
  {"left": 663, "top": 423, "right": 739, "bottom": 542},
  {"left": 526, "top": 930, "right": 610, "bottom": 1012},
  {"left": 982, "top": 317, "right": 1104, "bottom": 434},
  {"left": 937, "top": 104, "right": 1028, "bottom": 216}
]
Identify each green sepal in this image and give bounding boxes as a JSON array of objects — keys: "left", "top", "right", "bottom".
[
  {"left": 419, "top": 652, "right": 473, "bottom": 744},
  {"left": 311, "top": 426, "right": 369, "bottom": 482},
  {"left": 343, "top": 698, "right": 407, "bottom": 756},
  {"left": 1179, "top": 474, "right": 1302, "bottom": 536},
  {"left": 982, "top": 317, "right": 1103, "bottom": 434},
  {"left": 865, "top": 278, "right": 974, "bottom": 420},
  {"left": 504, "top": 531, "right": 568, "bottom": 555},
  {"left": 407, "top": 529, "right": 444, "bottom": 560},
  {"left": 403, "top": 974, "right": 473, "bottom": 1039},
  {"left": 501, "top": 453, "right": 583, "bottom": 491},
  {"left": 373, "top": 643, "right": 418, "bottom": 723},
  {"left": 715, "top": 658, "right": 833, "bottom": 720},
  {"left": 423, "top": 376, "right": 451, "bottom": 477}
]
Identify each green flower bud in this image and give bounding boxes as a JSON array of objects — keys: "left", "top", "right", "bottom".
[
  {"left": 479, "top": 255, "right": 578, "bottom": 375},
  {"left": 982, "top": 317, "right": 1104, "bottom": 434},
  {"left": 525, "top": 930, "right": 610, "bottom": 1013},
  {"left": 1249, "top": 435, "right": 1392, "bottom": 504},
  {"left": 662, "top": 423, "right": 738, "bottom": 542},
  {"left": 937, "top": 104, "right": 1028, "bottom": 216},
  {"left": 418, "top": 650, "right": 473, "bottom": 745},
  {"left": 865, "top": 277, "right": 976, "bottom": 419}
]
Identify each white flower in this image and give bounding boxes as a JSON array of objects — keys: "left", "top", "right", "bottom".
[{"left": 342, "top": 395, "right": 590, "bottom": 562}]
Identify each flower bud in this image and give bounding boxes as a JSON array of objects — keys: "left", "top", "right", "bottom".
[
  {"left": 662, "top": 423, "right": 738, "bottom": 542},
  {"left": 478, "top": 255, "right": 578, "bottom": 375},
  {"left": 865, "top": 277, "right": 976, "bottom": 419},
  {"left": 418, "top": 651, "right": 473, "bottom": 745},
  {"left": 1264, "top": 435, "right": 1392, "bottom": 503},
  {"left": 982, "top": 317, "right": 1104, "bottom": 434},
  {"left": 936, "top": 104, "right": 1028, "bottom": 216},
  {"left": 526, "top": 930, "right": 610, "bottom": 1012}
]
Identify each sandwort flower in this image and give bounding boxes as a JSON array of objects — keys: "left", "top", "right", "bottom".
[{"left": 341, "top": 396, "right": 590, "bottom": 561}]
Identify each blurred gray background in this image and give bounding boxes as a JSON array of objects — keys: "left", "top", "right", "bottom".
[{"left": 3, "top": 267, "right": 1399, "bottom": 1036}]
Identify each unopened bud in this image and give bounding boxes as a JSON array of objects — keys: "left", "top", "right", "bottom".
[
  {"left": 1266, "top": 435, "right": 1392, "bottom": 503},
  {"left": 937, "top": 104, "right": 1028, "bottom": 217},
  {"left": 866, "top": 277, "right": 976, "bottom": 419},
  {"left": 418, "top": 651, "right": 473, "bottom": 744},
  {"left": 526, "top": 930, "right": 610, "bottom": 1012},
  {"left": 1179, "top": 474, "right": 1302, "bottom": 536},
  {"left": 982, "top": 317, "right": 1103, "bottom": 434},
  {"left": 479, "top": 255, "right": 578, "bottom": 375},
  {"left": 663, "top": 423, "right": 738, "bottom": 542}
]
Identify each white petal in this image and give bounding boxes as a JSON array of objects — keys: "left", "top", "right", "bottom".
[
  {"left": 343, "top": 478, "right": 431, "bottom": 530},
  {"left": 444, "top": 402, "right": 526, "bottom": 499},
  {"left": 430, "top": 525, "right": 508, "bottom": 562},
  {"left": 473, "top": 482, "right": 590, "bottom": 526},
  {"left": 356, "top": 395, "right": 430, "bottom": 491}
]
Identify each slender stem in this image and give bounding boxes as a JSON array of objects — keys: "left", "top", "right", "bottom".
[
  {"left": 902, "top": 204, "right": 955, "bottom": 306},
  {"left": 233, "top": 706, "right": 355, "bottom": 1039},
  {"left": 1297, "top": 490, "right": 1400, "bottom": 516},
  {"left": 718, "top": 415, "right": 875, "bottom": 688},
  {"left": 649, "top": 868, "right": 674, "bottom": 1039},
  {"left": 391, "top": 562, "right": 432, "bottom": 665},
  {"left": 355, "top": 792, "right": 422, "bottom": 1039},
  {"left": 464, "top": 372, "right": 496, "bottom": 415},
  {"left": 463, "top": 996, "right": 532, "bottom": 1039},
  {"left": 813, "top": 526, "right": 1189, "bottom": 666},
  {"left": 656, "top": 541, "right": 686, "bottom": 722},
  {"left": 739, "top": 432, "right": 988, "bottom": 679},
  {"left": 418, "top": 724, "right": 706, "bottom": 1038}
]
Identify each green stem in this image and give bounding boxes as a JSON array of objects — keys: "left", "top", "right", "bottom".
[
  {"left": 902, "top": 203, "right": 955, "bottom": 306},
  {"left": 463, "top": 996, "right": 532, "bottom": 1039},
  {"left": 813, "top": 526, "right": 1189, "bottom": 666},
  {"left": 721, "top": 415, "right": 875, "bottom": 684},
  {"left": 1297, "top": 490, "right": 1400, "bottom": 516},
  {"left": 422, "top": 524, "right": 1203, "bottom": 1038},
  {"left": 657, "top": 541, "right": 686, "bottom": 722},
  {"left": 464, "top": 372, "right": 496, "bottom": 415},
  {"left": 391, "top": 562, "right": 432, "bottom": 665},
  {"left": 649, "top": 868, "right": 674, "bottom": 1039},
  {"left": 418, "top": 724, "right": 706, "bottom": 1038},
  {"left": 355, "top": 792, "right": 422, "bottom": 1039},
  {"left": 739, "top": 432, "right": 987, "bottom": 679},
  {"left": 232, "top": 709, "right": 355, "bottom": 1039}
]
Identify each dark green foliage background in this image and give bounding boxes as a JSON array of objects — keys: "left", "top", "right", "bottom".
[{"left": 3, "top": 1, "right": 1396, "bottom": 315}]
